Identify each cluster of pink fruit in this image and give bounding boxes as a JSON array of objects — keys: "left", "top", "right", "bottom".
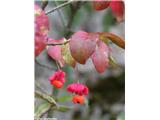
[{"left": 49, "top": 70, "right": 88, "bottom": 105}]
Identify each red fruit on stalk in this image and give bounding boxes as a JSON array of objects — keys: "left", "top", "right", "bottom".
[
  {"left": 93, "top": 0, "right": 110, "bottom": 10},
  {"left": 51, "top": 80, "right": 63, "bottom": 89},
  {"left": 49, "top": 70, "right": 66, "bottom": 89},
  {"left": 67, "top": 83, "right": 89, "bottom": 96},
  {"left": 72, "top": 95, "right": 85, "bottom": 104}
]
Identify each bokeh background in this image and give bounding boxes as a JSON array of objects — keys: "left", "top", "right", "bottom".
[{"left": 35, "top": 1, "right": 125, "bottom": 120}]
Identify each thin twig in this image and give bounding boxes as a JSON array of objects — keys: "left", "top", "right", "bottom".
[
  {"left": 56, "top": 61, "right": 60, "bottom": 70},
  {"left": 47, "top": 40, "right": 70, "bottom": 46},
  {"left": 45, "top": 0, "right": 74, "bottom": 15}
]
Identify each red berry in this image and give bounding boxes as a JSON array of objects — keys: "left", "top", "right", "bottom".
[
  {"left": 72, "top": 95, "right": 85, "bottom": 104},
  {"left": 51, "top": 80, "right": 63, "bottom": 89}
]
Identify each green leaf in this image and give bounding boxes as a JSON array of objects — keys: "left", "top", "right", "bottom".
[
  {"left": 52, "top": 105, "right": 73, "bottom": 112},
  {"left": 61, "top": 41, "right": 76, "bottom": 67},
  {"left": 35, "top": 102, "right": 51, "bottom": 119},
  {"left": 57, "top": 95, "right": 72, "bottom": 102}
]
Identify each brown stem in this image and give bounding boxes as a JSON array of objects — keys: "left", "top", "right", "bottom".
[
  {"left": 47, "top": 40, "right": 70, "bottom": 46},
  {"left": 101, "top": 32, "right": 125, "bottom": 49}
]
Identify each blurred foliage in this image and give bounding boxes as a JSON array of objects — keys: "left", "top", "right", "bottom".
[
  {"left": 117, "top": 112, "right": 125, "bottom": 120},
  {"left": 103, "top": 10, "right": 116, "bottom": 31}
]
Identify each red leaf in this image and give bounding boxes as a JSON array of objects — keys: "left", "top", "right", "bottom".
[
  {"left": 69, "top": 31, "right": 96, "bottom": 64},
  {"left": 34, "top": 4, "right": 49, "bottom": 57},
  {"left": 47, "top": 38, "right": 65, "bottom": 67},
  {"left": 35, "top": 4, "right": 49, "bottom": 35},
  {"left": 35, "top": 33, "right": 46, "bottom": 57},
  {"left": 109, "top": 1, "right": 125, "bottom": 22},
  {"left": 91, "top": 41, "right": 109, "bottom": 73},
  {"left": 93, "top": 0, "right": 110, "bottom": 10}
]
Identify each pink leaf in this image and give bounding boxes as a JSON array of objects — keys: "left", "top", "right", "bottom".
[
  {"left": 47, "top": 38, "right": 65, "bottom": 67},
  {"left": 34, "top": 4, "right": 49, "bottom": 57},
  {"left": 34, "top": 4, "right": 49, "bottom": 35},
  {"left": 35, "top": 33, "right": 46, "bottom": 57},
  {"left": 69, "top": 31, "right": 96, "bottom": 64},
  {"left": 91, "top": 41, "right": 109, "bottom": 73}
]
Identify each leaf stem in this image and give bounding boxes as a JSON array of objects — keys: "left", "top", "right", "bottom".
[
  {"left": 47, "top": 40, "right": 70, "bottom": 46},
  {"left": 56, "top": 61, "right": 61, "bottom": 70},
  {"left": 100, "top": 32, "right": 125, "bottom": 49}
]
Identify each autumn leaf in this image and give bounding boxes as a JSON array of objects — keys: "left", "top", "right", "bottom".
[
  {"left": 69, "top": 31, "right": 96, "bottom": 64},
  {"left": 61, "top": 41, "right": 76, "bottom": 67},
  {"left": 35, "top": 33, "right": 46, "bottom": 57},
  {"left": 47, "top": 38, "right": 65, "bottom": 67},
  {"left": 91, "top": 41, "right": 109, "bottom": 73}
]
